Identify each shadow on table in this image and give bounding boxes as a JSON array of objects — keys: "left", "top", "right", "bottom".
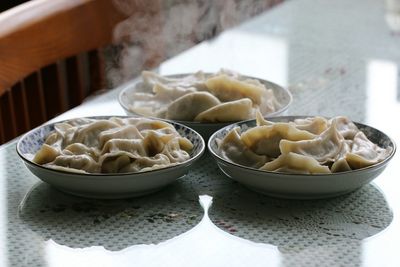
[
  {"left": 208, "top": 182, "right": 393, "bottom": 266},
  {"left": 18, "top": 180, "right": 203, "bottom": 251}
]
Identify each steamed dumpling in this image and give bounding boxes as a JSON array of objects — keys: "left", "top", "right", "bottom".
[
  {"left": 127, "top": 70, "right": 281, "bottom": 122},
  {"left": 165, "top": 92, "right": 220, "bottom": 121},
  {"left": 240, "top": 122, "right": 316, "bottom": 158},
  {"left": 216, "top": 115, "right": 391, "bottom": 175},
  {"left": 33, "top": 118, "right": 194, "bottom": 174},
  {"left": 328, "top": 116, "right": 359, "bottom": 139},
  {"left": 345, "top": 131, "right": 392, "bottom": 169},
  {"left": 33, "top": 144, "right": 60, "bottom": 165},
  {"left": 279, "top": 121, "right": 344, "bottom": 164},
  {"left": 205, "top": 74, "right": 266, "bottom": 105},
  {"left": 293, "top": 117, "right": 329, "bottom": 135},
  {"left": 217, "top": 127, "right": 267, "bottom": 168},
  {"left": 194, "top": 98, "right": 254, "bottom": 122},
  {"left": 260, "top": 152, "right": 331, "bottom": 174}
]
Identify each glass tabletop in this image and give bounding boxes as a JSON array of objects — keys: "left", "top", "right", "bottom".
[{"left": 1, "top": 0, "right": 400, "bottom": 266}]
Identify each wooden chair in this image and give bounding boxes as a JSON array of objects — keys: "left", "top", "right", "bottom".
[{"left": 0, "top": 0, "right": 163, "bottom": 144}]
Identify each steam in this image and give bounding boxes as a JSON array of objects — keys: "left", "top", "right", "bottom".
[{"left": 107, "top": 0, "right": 282, "bottom": 87}]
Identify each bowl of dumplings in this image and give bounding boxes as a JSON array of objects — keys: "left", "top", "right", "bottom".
[
  {"left": 208, "top": 114, "right": 396, "bottom": 199},
  {"left": 16, "top": 116, "right": 205, "bottom": 199},
  {"left": 118, "top": 69, "right": 292, "bottom": 139}
]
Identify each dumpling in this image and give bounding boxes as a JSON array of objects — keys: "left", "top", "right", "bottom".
[
  {"left": 33, "top": 144, "right": 60, "bottom": 165},
  {"left": 46, "top": 154, "right": 101, "bottom": 173},
  {"left": 134, "top": 119, "right": 176, "bottom": 132},
  {"left": 260, "top": 152, "right": 331, "bottom": 174},
  {"left": 33, "top": 118, "right": 193, "bottom": 174},
  {"left": 255, "top": 111, "right": 274, "bottom": 126},
  {"left": 218, "top": 127, "right": 267, "bottom": 168},
  {"left": 161, "top": 139, "right": 191, "bottom": 163},
  {"left": 101, "top": 154, "right": 131, "bottom": 173},
  {"left": 152, "top": 83, "right": 197, "bottom": 100},
  {"left": 145, "top": 71, "right": 207, "bottom": 89},
  {"left": 279, "top": 121, "right": 345, "bottom": 164},
  {"left": 99, "top": 125, "right": 144, "bottom": 148},
  {"left": 64, "top": 143, "right": 98, "bottom": 159},
  {"left": 194, "top": 98, "right": 254, "bottom": 122},
  {"left": 328, "top": 116, "right": 359, "bottom": 139},
  {"left": 345, "top": 131, "right": 392, "bottom": 169},
  {"left": 331, "top": 157, "right": 352, "bottom": 173},
  {"left": 165, "top": 92, "right": 220, "bottom": 121},
  {"left": 120, "top": 154, "right": 171, "bottom": 173},
  {"left": 205, "top": 74, "right": 266, "bottom": 105},
  {"left": 293, "top": 117, "right": 329, "bottom": 135},
  {"left": 126, "top": 91, "right": 169, "bottom": 117},
  {"left": 64, "top": 120, "right": 120, "bottom": 148},
  {"left": 101, "top": 139, "right": 147, "bottom": 157},
  {"left": 240, "top": 122, "right": 316, "bottom": 158}
]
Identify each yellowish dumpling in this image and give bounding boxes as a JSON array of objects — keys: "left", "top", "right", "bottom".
[
  {"left": 205, "top": 74, "right": 266, "bottom": 105},
  {"left": 260, "top": 152, "right": 331, "bottom": 174},
  {"left": 194, "top": 98, "right": 254, "bottom": 122},
  {"left": 165, "top": 92, "right": 220, "bottom": 121},
  {"left": 127, "top": 70, "right": 281, "bottom": 122},
  {"left": 33, "top": 118, "right": 194, "bottom": 174},
  {"left": 279, "top": 121, "right": 344, "bottom": 164},
  {"left": 217, "top": 127, "right": 267, "bottom": 168},
  {"left": 240, "top": 123, "right": 316, "bottom": 158},
  {"left": 217, "top": 116, "right": 391, "bottom": 174}
]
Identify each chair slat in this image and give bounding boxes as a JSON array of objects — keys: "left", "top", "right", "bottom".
[
  {"left": 23, "top": 72, "right": 46, "bottom": 128},
  {"left": 0, "top": 90, "right": 18, "bottom": 142},
  {"left": 10, "top": 82, "right": 29, "bottom": 135},
  {"left": 40, "top": 63, "right": 67, "bottom": 119},
  {"left": 88, "top": 49, "right": 105, "bottom": 95},
  {"left": 65, "top": 56, "right": 85, "bottom": 108}
]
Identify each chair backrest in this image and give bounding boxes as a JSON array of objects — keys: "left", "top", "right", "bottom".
[{"left": 0, "top": 0, "right": 163, "bottom": 144}]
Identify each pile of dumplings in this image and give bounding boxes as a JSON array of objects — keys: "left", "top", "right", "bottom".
[
  {"left": 217, "top": 113, "right": 392, "bottom": 174},
  {"left": 33, "top": 118, "right": 193, "bottom": 174},
  {"left": 127, "top": 69, "right": 281, "bottom": 122}
]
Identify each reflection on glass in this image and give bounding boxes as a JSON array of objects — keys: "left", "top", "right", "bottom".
[
  {"left": 44, "top": 196, "right": 281, "bottom": 267},
  {"left": 0, "top": 153, "right": 6, "bottom": 267},
  {"left": 208, "top": 184, "right": 393, "bottom": 266}
]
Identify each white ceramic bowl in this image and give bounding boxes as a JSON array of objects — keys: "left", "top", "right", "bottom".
[
  {"left": 118, "top": 73, "right": 292, "bottom": 139},
  {"left": 208, "top": 116, "right": 396, "bottom": 199},
  {"left": 17, "top": 116, "right": 205, "bottom": 199}
]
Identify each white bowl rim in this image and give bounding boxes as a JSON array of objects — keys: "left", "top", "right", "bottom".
[
  {"left": 118, "top": 72, "right": 293, "bottom": 125},
  {"left": 207, "top": 116, "right": 396, "bottom": 177},
  {"left": 16, "top": 115, "right": 206, "bottom": 178}
]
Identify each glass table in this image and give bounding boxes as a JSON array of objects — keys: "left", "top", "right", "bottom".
[{"left": 1, "top": 0, "right": 400, "bottom": 266}]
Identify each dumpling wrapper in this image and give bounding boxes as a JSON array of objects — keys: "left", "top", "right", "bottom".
[
  {"left": 165, "top": 92, "right": 220, "bottom": 121},
  {"left": 46, "top": 154, "right": 101, "bottom": 173},
  {"left": 241, "top": 122, "right": 316, "bottom": 158},
  {"left": 217, "top": 127, "right": 267, "bottom": 168},
  {"left": 194, "top": 98, "right": 254, "bottom": 122},
  {"left": 345, "top": 131, "right": 392, "bottom": 169},
  {"left": 255, "top": 111, "right": 274, "bottom": 126},
  {"left": 260, "top": 152, "right": 331, "bottom": 174},
  {"left": 34, "top": 117, "right": 193, "bottom": 174},
  {"left": 279, "top": 121, "right": 345, "bottom": 164},
  {"left": 293, "top": 117, "right": 329, "bottom": 135},
  {"left": 328, "top": 116, "right": 359, "bottom": 139},
  {"left": 205, "top": 74, "right": 266, "bottom": 105},
  {"left": 33, "top": 144, "right": 60, "bottom": 165}
]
